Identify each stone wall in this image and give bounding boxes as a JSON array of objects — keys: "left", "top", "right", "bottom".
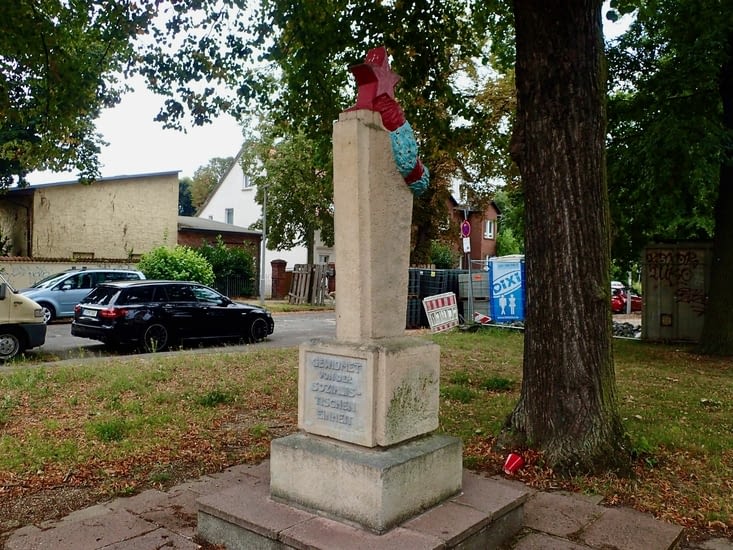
[{"left": 29, "top": 173, "right": 178, "bottom": 259}]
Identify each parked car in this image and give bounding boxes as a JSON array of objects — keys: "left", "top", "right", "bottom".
[
  {"left": 20, "top": 269, "right": 145, "bottom": 323},
  {"left": 611, "top": 287, "right": 643, "bottom": 313},
  {"left": 71, "top": 280, "right": 274, "bottom": 352},
  {"left": 0, "top": 273, "right": 46, "bottom": 361}
]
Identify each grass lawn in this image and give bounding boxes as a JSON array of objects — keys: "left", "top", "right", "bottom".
[{"left": 0, "top": 327, "right": 731, "bottom": 544}]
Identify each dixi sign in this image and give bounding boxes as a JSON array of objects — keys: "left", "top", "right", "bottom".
[
  {"left": 492, "top": 271, "right": 522, "bottom": 296},
  {"left": 489, "top": 257, "right": 525, "bottom": 323}
]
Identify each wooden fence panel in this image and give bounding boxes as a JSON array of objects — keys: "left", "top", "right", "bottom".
[{"left": 288, "top": 264, "right": 332, "bottom": 305}]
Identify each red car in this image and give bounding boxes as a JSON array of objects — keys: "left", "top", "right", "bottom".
[{"left": 611, "top": 287, "right": 642, "bottom": 313}]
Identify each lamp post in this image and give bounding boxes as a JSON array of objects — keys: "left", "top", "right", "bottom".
[{"left": 259, "top": 184, "right": 267, "bottom": 306}]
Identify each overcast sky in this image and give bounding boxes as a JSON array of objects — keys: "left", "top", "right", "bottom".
[{"left": 27, "top": 75, "right": 244, "bottom": 185}]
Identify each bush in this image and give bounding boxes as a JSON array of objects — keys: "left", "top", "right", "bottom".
[
  {"left": 138, "top": 245, "right": 215, "bottom": 286},
  {"left": 496, "top": 227, "right": 523, "bottom": 256},
  {"left": 196, "top": 236, "right": 256, "bottom": 280},
  {"left": 430, "top": 240, "right": 458, "bottom": 269}
]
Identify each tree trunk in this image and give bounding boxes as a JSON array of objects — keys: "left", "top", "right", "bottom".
[
  {"left": 506, "top": 0, "right": 629, "bottom": 474},
  {"left": 698, "top": 34, "right": 733, "bottom": 355},
  {"left": 306, "top": 226, "right": 315, "bottom": 265}
]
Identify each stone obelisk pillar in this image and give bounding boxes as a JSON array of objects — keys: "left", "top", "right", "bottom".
[{"left": 268, "top": 52, "right": 462, "bottom": 532}]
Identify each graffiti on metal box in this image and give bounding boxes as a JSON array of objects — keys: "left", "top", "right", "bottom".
[{"left": 645, "top": 250, "right": 699, "bottom": 287}]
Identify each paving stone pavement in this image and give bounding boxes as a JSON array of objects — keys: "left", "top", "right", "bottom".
[{"left": 4, "top": 461, "right": 731, "bottom": 550}]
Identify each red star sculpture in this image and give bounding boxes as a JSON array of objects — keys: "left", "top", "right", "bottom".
[{"left": 347, "top": 46, "right": 401, "bottom": 111}]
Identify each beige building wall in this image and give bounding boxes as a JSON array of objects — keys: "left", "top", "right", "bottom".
[
  {"left": 0, "top": 198, "right": 31, "bottom": 256},
  {"left": 31, "top": 173, "right": 178, "bottom": 259}
]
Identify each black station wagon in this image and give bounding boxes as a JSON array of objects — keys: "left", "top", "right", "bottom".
[{"left": 71, "top": 280, "right": 274, "bottom": 352}]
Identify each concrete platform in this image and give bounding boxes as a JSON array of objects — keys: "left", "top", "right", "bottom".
[
  {"left": 198, "top": 465, "right": 529, "bottom": 549},
  {"left": 4, "top": 460, "right": 709, "bottom": 550}
]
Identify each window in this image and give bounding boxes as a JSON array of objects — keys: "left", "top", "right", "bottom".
[
  {"left": 166, "top": 284, "right": 196, "bottom": 302},
  {"left": 192, "top": 285, "right": 225, "bottom": 304},
  {"left": 121, "top": 286, "right": 154, "bottom": 304},
  {"left": 225, "top": 208, "right": 234, "bottom": 224},
  {"left": 319, "top": 255, "right": 330, "bottom": 264},
  {"left": 242, "top": 175, "right": 253, "bottom": 189},
  {"left": 484, "top": 219, "right": 495, "bottom": 240}
]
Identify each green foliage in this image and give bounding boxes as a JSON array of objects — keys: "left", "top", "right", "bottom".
[
  {"left": 190, "top": 157, "right": 233, "bottom": 210},
  {"left": 481, "top": 376, "right": 514, "bottom": 391},
  {"left": 495, "top": 227, "right": 522, "bottom": 256},
  {"left": 606, "top": 0, "right": 733, "bottom": 354},
  {"left": 196, "top": 235, "right": 256, "bottom": 282},
  {"left": 195, "top": 389, "right": 234, "bottom": 408},
  {"left": 441, "top": 385, "right": 477, "bottom": 404},
  {"left": 492, "top": 187, "right": 524, "bottom": 247},
  {"left": 178, "top": 178, "right": 195, "bottom": 216},
  {"left": 137, "top": 245, "right": 214, "bottom": 286},
  {"left": 606, "top": 1, "right": 724, "bottom": 267},
  {"left": 0, "top": 1, "right": 138, "bottom": 185},
  {"left": 429, "top": 240, "right": 458, "bottom": 269},
  {"left": 241, "top": 119, "right": 334, "bottom": 258},
  {"left": 88, "top": 418, "right": 130, "bottom": 442},
  {"left": 246, "top": 2, "right": 513, "bottom": 264},
  {"left": 249, "top": 423, "right": 269, "bottom": 437},
  {"left": 1, "top": 2, "right": 253, "bottom": 185}
]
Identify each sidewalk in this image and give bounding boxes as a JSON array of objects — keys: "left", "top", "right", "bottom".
[{"left": 6, "top": 460, "right": 728, "bottom": 550}]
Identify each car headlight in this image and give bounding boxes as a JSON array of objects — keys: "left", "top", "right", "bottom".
[{"left": 34, "top": 308, "right": 44, "bottom": 318}]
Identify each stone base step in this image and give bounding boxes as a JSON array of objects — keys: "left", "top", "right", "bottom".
[{"left": 197, "top": 466, "right": 529, "bottom": 549}]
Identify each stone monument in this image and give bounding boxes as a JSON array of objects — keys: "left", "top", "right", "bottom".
[
  {"left": 269, "top": 46, "right": 462, "bottom": 533},
  {"left": 197, "top": 47, "right": 528, "bottom": 549}
]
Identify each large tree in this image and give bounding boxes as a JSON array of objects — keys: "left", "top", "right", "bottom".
[
  {"left": 505, "top": 0, "right": 629, "bottom": 473},
  {"left": 240, "top": 119, "right": 333, "bottom": 263},
  {"left": 1, "top": 1, "right": 257, "bottom": 186},
  {"left": 190, "top": 156, "right": 234, "bottom": 210},
  {"left": 248, "top": 0, "right": 504, "bottom": 263},
  {"left": 0, "top": 1, "right": 139, "bottom": 185},
  {"left": 607, "top": 0, "right": 733, "bottom": 355}
]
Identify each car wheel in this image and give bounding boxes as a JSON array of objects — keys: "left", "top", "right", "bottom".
[
  {"left": 38, "top": 303, "right": 55, "bottom": 324},
  {"left": 248, "top": 317, "right": 269, "bottom": 343},
  {"left": 142, "top": 323, "right": 169, "bottom": 353},
  {"left": 0, "top": 331, "right": 22, "bottom": 362}
]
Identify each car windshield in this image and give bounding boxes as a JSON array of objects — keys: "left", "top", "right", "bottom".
[
  {"left": 0, "top": 273, "right": 16, "bottom": 293},
  {"left": 30, "top": 272, "right": 70, "bottom": 289},
  {"left": 81, "top": 286, "right": 120, "bottom": 306}
]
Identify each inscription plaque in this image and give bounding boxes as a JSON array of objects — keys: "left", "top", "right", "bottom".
[{"left": 304, "top": 352, "right": 368, "bottom": 440}]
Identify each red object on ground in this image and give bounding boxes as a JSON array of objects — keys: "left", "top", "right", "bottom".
[
  {"left": 611, "top": 288, "right": 643, "bottom": 313},
  {"left": 503, "top": 453, "right": 524, "bottom": 475}
]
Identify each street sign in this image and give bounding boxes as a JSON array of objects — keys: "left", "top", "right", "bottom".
[
  {"left": 460, "top": 220, "right": 471, "bottom": 238},
  {"left": 462, "top": 237, "right": 471, "bottom": 253}
]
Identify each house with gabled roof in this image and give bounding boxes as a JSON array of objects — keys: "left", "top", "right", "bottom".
[
  {"left": 449, "top": 195, "right": 502, "bottom": 268},
  {"left": 196, "top": 148, "right": 334, "bottom": 298}
]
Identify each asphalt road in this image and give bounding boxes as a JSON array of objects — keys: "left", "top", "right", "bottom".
[{"left": 30, "top": 311, "right": 337, "bottom": 362}]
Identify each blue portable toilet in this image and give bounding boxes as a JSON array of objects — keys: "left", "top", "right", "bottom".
[{"left": 489, "top": 255, "right": 525, "bottom": 323}]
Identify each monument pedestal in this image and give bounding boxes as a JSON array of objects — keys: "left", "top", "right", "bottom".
[
  {"left": 268, "top": 336, "right": 461, "bottom": 533},
  {"left": 271, "top": 432, "right": 462, "bottom": 533}
]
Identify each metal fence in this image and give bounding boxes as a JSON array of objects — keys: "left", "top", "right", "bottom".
[{"left": 215, "top": 275, "right": 256, "bottom": 298}]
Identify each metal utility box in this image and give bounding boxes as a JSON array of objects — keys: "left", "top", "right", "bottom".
[{"left": 641, "top": 242, "right": 712, "bottom": 342}]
